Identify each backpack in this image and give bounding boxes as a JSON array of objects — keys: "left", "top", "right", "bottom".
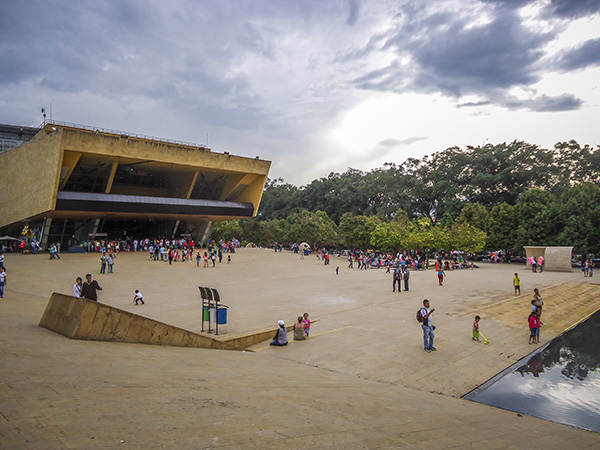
[{"left": 417, "top": 308, "right": 424, "bottom": 323}]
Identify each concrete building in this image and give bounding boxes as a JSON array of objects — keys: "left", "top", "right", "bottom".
[{"left": 0, "top": 121, "right": 271, "bottom": 248}]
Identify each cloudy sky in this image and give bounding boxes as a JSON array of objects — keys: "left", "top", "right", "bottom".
[{"left": 1, "top": 0, "right": 599, "bottom": 185}]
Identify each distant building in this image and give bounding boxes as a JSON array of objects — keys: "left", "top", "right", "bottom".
[
  {"left": 0, "top": 121, "right": 271, "bottom": 248},
  {"left": 0, "top": 123, "right": 39, "bottom": 153}
]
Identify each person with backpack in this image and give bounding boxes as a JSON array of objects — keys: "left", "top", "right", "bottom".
[
  {"left": 393, "top": 267, "right": 402, "bottom": 292},
  {"left": 418, "top": 299, "right": 436, "bottom": 352},
  {"left": 402, "top": 268, "right": 410, "bottom": 292}
]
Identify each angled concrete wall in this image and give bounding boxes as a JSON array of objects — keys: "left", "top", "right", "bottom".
[{"left": 39, "top": 293, "right": 241, "bottom": 351}]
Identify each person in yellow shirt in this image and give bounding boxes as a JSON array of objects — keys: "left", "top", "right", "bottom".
[{"left": 513, "top": 273, "right": 521, "bottom": 295}]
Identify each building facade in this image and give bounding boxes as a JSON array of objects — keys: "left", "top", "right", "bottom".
[{"left": 0, "top": 121, "right": 271, "bottom": 248}]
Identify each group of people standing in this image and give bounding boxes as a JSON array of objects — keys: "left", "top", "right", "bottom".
[
  {"left": 392, "top": 266, "right": 410, "bottom": 292},
  {"left": 100, "top": 252, "right": 116, "bottom": 273},
  {"left": 528, "top": 255, "right": 545, "bottom": 272}
]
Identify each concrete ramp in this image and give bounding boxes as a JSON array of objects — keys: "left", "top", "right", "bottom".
[{"left": 39, "top": 293, "right": 241, "bottom": 351}]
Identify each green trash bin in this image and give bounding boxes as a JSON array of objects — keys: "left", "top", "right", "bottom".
[{"left": 203, "top": 306, "right": 210, "bottom": 322}]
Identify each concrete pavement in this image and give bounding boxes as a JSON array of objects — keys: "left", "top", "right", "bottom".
[{"left": 1, "top": 249, "right": 599, "bottom": 449}]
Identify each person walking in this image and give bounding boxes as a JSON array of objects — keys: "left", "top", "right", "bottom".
[
  {"left": 0, "top": 266, "right": 6, "bottom": 298},
  {"left": 437, "top": 268, "right": 445, "bottom": 286},
  {"left": 513, "top": 273, "right": 521, "bottom": 295},
  {"left": 420, "top": 299, "right": 436, "bottom": 352},
  {"left": 81, "top": 274, "right": 102, "bottom": 301},
  {"left": 403, "top": 267, "right": 410, "bottom": 292}
]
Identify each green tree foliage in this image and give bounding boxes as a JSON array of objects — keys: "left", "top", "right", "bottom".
[
  {"left": 369, "top": 209, "right": 411, "bottom": 251},
  {"left": 457, "top": 203, "right": 489, "bottom": 231},
  {"left": 213, "top": 140, "right": 600, "bottom": 254},
  {"left": 339, "top": 213, "right": 381, "bottom": 249},
  {"left": 257, "top": 178, "right": 299, "bottom": 219},
  {"left": 461, "top": 142, "right": 558, "bottom": 208},
  {"left": 211, "top": 220, "right": 243, "bottom": 242},
  {"left": 446, "top": 223, "right": 487, "bottom": 253},
  {"left": 514, "top": 189, "right": 559, "bottom": 249},
  {"left": 486, "top": 203, "right": 518, "bottom": 252},
  {"left": 286, "top": 210, "right": 339, "bottom": 249},
  {"left": 555, "top": 183, "right": 600, "bottom": 255}
]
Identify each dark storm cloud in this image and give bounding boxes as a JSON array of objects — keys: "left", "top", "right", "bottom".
[
  {"left": 363, "top": 4, "right": 553, "bottom": 97},
  {"left": 544, "top": 0, "right": 600, "bottom": 19},
  {"left": 349, "top": 1, "right": 596, "bottom": 113},
  {"left": 457, "top": 100, "right": 492, "bottom": 108},
  {"left": 555, "top": 38, "right": 600, "bottom": 71},
  {"left": 346, "top": 0, "right": 359, "bottom": 26},
  {"left": 412, "top": 12, "right": 552, "bottom": 94},
  {"left": 502, "top": 93, "right": 583, "bottom": 112},
  {"left": 377, "top": 136, "right": 428, "bottom": 147}
]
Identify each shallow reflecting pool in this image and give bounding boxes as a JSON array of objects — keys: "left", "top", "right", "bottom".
[{"left": 464, "top": 309, "right": 600, "bottom": 433}]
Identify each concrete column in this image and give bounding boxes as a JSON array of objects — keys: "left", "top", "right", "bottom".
[
  {"left": 172, "top": 220, "right": 180, "bottom": 239},
  {"left": 40, "top": 218, "right": 52, "bottom": 249}
]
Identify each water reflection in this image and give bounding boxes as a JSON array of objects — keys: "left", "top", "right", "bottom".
[{"left": 465, "top": 310, "right": 600, "bottom": 433}]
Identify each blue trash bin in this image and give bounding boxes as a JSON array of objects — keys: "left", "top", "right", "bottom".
[{"left": 217, "top": 307, "right": 227, "bottom": 325}]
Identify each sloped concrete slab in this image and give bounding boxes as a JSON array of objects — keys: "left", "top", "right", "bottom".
[{"left": 39, "top": 293, "right": 241, "bottom": 351}]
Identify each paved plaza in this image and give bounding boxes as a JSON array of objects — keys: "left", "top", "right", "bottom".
[{"left": 1, "top": 249, "right": 599, "bottom": 449}]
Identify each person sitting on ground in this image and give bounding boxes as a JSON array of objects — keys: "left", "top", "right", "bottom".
[
  {"left": 293, "top": 316, "right": 306, "bottom": 340},
  {"left": 270, "top": 320, "right": 288, "bottom": 346}
]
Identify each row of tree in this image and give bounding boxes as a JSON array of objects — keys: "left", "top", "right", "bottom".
[
  {"left": 259, "top": 140, "right": 599, "bottom": 221},
  {"left": 211, "top": 140, "right": 600, "bottom": 256}
]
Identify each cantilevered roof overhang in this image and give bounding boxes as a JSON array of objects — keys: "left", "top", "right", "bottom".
[{"left": 55, "top": 192, "right": 254, "bottom": 218}]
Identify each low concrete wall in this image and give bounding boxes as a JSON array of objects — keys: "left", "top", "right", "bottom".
[
  {"left": 544, "top": 246, "right": 573, "bottom": 272},
  {"left": 524, "top": 246, "right": 573, "bottom": 272},
  {"left": 39, "top": 293, "right": 241, "bottom": 351}
]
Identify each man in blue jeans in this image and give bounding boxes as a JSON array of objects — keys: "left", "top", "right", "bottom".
[{"left": 420, "top": 299, "right": 436, "bottom": 352}]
